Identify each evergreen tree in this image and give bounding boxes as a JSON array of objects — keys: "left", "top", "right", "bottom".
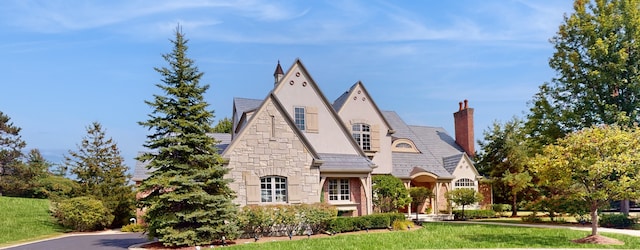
[
  {"left": 0, "top": 111, "right": 26, "bottom": 196},
  {"left": 64, "top": 122, "right": 134, "bottom": 227},
  {"left": 476, "top": 118, "right": 533, "bottom": 217},
  {"left": 137, "top": 27, "right": 239, "bottom": 247},
  {"left": 12, "top": 149, "right": 50, "bottom": 197}
]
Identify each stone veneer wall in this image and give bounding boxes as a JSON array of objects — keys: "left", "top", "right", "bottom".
[{"left": 224, "top": 100, "right": 320, "bottom": 207}]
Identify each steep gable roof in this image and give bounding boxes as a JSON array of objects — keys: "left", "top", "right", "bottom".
[
  {"left": 234, "top": 97, "right": 262, "bottom": 115},
  {"left": 272, "top": 59, "right": 370, "bottom": 158},
  {"left": 333, "top": 81, "right": 393, "bottom": 133},
  {"left": 223, "top": 93, "right": 320, "bottom": 160}
]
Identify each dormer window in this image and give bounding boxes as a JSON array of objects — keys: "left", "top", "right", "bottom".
[{"left": 392, "top": 139, "right": 419, "bottom": 153}]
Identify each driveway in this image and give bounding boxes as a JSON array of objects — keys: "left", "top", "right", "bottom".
[{"left": 1, "top": 231, "right": 149, "bottom": 250}]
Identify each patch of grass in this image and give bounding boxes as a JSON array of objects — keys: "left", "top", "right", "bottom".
[
  {"left": 228, "top": 222, "right": 640, "bottom": 249},
  {"left": 0, "top": 196, "right": 66, "bottom": 245}
]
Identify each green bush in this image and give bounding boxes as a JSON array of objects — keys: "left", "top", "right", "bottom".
[
  {"left": 121, "top": 223, "right": 146, "bottom": 232},
  {"left": 492, "top": 204, "right": 512, "bottom": 213},
  {"left": 452, "top": 209, "right": 496, "bottom": 220},
  {"left": 238, "top": 203, "right": 337, "bottom": 238},
  {"left": 599, "top": 213, "right": 637, "bottom": 229},
  {"left": 53, "top": 196, "right": 114, "bottom": 232},
  {"left": 392, "top": 219, "right": 414, "bottom": 231},
  {"left": 521, "top": 212, "right": 542, "bottom": 223},
  {"left": 327, "top": 213, "right": 404, "bottom": 233}
]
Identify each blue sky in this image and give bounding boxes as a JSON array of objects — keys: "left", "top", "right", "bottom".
[{"left": 0, "top": 0, "right": 574, "bottom": 173}]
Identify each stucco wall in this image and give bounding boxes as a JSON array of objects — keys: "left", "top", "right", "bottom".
[
  {"left": 336, "top": 84, "right": 393, "bottom": 175},
  {"left": 274, "top": 63, "right": 359, "bottom": 155}
]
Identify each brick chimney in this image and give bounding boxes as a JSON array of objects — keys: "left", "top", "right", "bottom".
[{"left": 453, "top": 99, "right": 475, "bottom": 157}]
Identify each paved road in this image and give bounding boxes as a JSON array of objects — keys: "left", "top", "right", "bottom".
[{"left": 2, "top": 232, "right": 149, "bottom": 250}]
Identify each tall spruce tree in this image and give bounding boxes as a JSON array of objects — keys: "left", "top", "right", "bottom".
[
  {"left": 64, "top": 122, "right": 134, "bottom": 227},
  {"left": 137, "top": 27, "right": 238, "bottom": 247},
  {"left": 0, "top": 111, "right": 26, "bottom": 196}
]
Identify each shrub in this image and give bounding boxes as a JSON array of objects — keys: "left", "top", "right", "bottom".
[
  {"left": 121, "top": 223, "right": 146, "bottom": 232},
  {"left": 392, "top": 219, "right": 414, "bottom": 231},
  {"left": 599, "top": 213, "right": 637, "bottom": 229},
  {"left": 492, "top": 204, "right": 512, "bottom": 214},
  {"left": 326, "top": 213, "right": 404, "bottom": 233},
  {"left": 53, "top": 196, "right": 113, "bottom": 232},
  {"left": 452, "top": 209, "right": 496, "bottom": 220},
  {"left": 238, "top": 203, "right": 337, "bottom": 238},
  {"left": 521, "top": 212, "right": 542, "bottom": 223}
]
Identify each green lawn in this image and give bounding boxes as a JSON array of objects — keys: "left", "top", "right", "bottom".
[
  {"left": 228, "top": 222, "right": 640, "bottom": 249},
  {"left": 0, "top": 196, "right": 66, "bottom": 246}
]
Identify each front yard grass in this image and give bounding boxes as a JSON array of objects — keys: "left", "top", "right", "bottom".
[
  {"left": 228, "top": 222, "right": 640, "bottom": 249},
  {"left": 0, "top": 196, "right": 66, "bottom": 246}
]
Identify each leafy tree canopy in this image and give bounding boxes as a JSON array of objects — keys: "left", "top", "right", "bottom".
[
  {"left": 530, "top": 125, "right": 640, "bottom": 236},
  {"left": 527, "top": 0, "right": 640, "bottom": 144},
  {"left": 372, "top": 175, "right": 411, "bottom": 213},
  {"left": 213, "top": 117, "right": 232, "bottom": 133}
]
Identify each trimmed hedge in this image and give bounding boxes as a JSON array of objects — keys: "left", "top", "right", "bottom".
[
  {"left": 237, "top": 203, "right": 337, "bottom": 238},
  {"left": 327, "top": 213, "right": 406, "bottom": 233},
  {"left": 452, "top": 209, "right": 497, "bottom": 220}
]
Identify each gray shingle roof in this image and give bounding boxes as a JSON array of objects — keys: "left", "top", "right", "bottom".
[
  {"left": 382, "top": 110, "right": 464, "bottom": 179},
  {"left": 332, "top": 83, "right": 357, "bottom": 111},
  {"left": 317, "top": 153, "right": 374, "bottom": 173},
  {"left": 132, "top": 133, "right": 233, "bottom": 182},
  {"left": 443, "top": 154, "right": 464, "bottom": 174},
  {"left": 234, "top": 97, "right": 262, "bottom": 115}
]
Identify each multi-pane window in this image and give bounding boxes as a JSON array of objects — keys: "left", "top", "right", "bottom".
[
  {"left": 454, "top": 178, "right": 475, "bottom": 189},
  {"left": 261, "top": 176, "right": 287, "bottom": 202},
  {"left": 352, "top": 123, "right": 371, "bottom": 151},
  {"left": 294, "top": 107, "right": 305, "bottom": 131},
  {"left": 328, "top": 179, "right": 350, "bottom": 201}
]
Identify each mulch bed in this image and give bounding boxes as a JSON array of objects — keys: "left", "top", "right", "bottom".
[
  {"left": 139, "top": 226, "right": 419, "bottom": 249},
  {"left": 571, "top": 234, "right": 625, "bottom": 245}
]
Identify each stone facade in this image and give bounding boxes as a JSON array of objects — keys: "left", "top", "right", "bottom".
[{"left": 224, "top": 99, "right": 320, "bottom": 206}]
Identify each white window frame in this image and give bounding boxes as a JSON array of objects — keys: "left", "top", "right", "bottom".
[
  {"left": 454, "top": 178, "right": 475, "bottom": 189},
  {"left": 261, "top": 176, "right": 288, "bottom": 203},
  {"left": 328, "top": 178, "right": 350, "bottom": 201},
  {"left": 352, "top": 123, "right": 371, "bottom": 151}
]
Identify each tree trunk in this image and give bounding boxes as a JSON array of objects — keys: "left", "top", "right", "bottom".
[
  {"left": 511, "top": 193, "right": 518, "bottom": 217},
  {"left": 462, "top": 205, "right": 466, "bottom": 220},
  {"left": 621, "top": 199, "right": 630, "bottom": 216},
  {"left": 590, "top": 202, "right": 599, "bottom": 236}
]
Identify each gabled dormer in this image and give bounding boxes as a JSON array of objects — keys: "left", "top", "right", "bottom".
[
  {"left": 271, "top": 59, "right": 368, "bottom": 158},
  {"left": 334, "top": 81, "right": 395, "bottom": 174}
]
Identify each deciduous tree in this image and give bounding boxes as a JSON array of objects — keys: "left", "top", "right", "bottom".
[
  {"left": 137, "top": 27, "right": 239, "bottom": 247},
  {"left": 213, "top": 117, "right": 232, "bottom": 133},
  {"left": 530, "top": 125, "right": 640, "bottom": 236},
  {"left": 527, "top": 0, "right": 640, "bottom": 141},
  {"left": 372, "top": 175, "right": 411, "bottom": 213},
  {"left": 446, "top": 188, "right": 483, "bottom": 220}
]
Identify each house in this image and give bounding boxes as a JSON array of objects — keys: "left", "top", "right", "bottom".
[{"left": 133, "top": 59, "right": 489, "bottom": 219}]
